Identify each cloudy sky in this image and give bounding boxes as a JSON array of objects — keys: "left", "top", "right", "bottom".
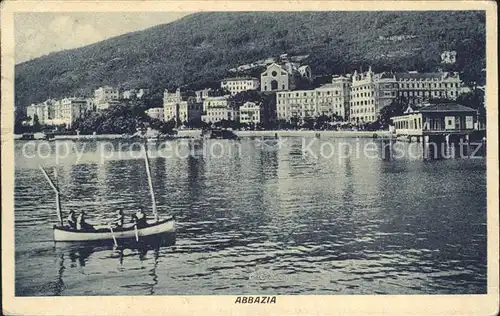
[{"left": 15, "top": 12, "right": 189, "bottom": 64}]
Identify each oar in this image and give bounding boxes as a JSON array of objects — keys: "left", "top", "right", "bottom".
[
  {"left": 39, "top": 165, "right": 63, "bottom": 226},
  {"left": 134, "top": 224, "right": 139, "bottom": 242},
  {"left": 108, "top": 224, "right": 118, "bottom": 248}
]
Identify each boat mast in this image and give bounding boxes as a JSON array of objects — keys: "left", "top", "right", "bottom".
[
  {"left": 143, "top": 144, "right": 159, "bottom": 222},
  {"left": 39, "top": 165, "right": 63, "bottom": 226}
]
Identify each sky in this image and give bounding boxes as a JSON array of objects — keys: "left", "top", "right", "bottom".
[{"left": 14, "top": 12, "right": 190, "bottom": 64}]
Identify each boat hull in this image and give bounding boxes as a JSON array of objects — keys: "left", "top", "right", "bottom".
[{"left": 53, "top": 218, "right": 175, "bottom": 242}]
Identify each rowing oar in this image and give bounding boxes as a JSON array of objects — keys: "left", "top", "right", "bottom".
[
  {"left": 134, "top": 224, "right": 139, "bottom": 242},
  {"left": 108, "top": 224, "right": 118, "bottom": 248}
]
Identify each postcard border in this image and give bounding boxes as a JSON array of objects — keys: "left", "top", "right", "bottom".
[{"left": 2, "top": 1, "right": 498, "bottom": 315}]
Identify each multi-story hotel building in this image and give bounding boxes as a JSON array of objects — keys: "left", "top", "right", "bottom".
[
  {"left": 26, "top": 98, "right": 86, "bottom": 127},
  {"left": 59, "top": 98, "right": 87, "bottom": 127},
  {"left": 239, "top": 101, "right": 261, "bottom": 125},
  {"left": 94, "top": 86, "right": 120, "bottom": 110},
  {"left": 26, "top": 103, "right": 49, "bottom": 125},
  {"left": 163, "top": 88, "right": 202, "bottom": 123},
  {"left": 221, "top": 77, "right": 259, "bottom": 95},
  {"left": 315, "top": 75, "right": 351, "bottom": 120},
  {"left": 395, "top": 72, "right": 462, "bottom": 104},
  {"left": 349, "top": 68, "right": 377, "bottom": 123},
  {"left": 202, "top": 95, "right": 237, "bottom": 123},
  {"left": 47, "top": 98, "right": 88, "bottom": 127},
  {"left": 275, "top": 68, "right": 465, "bottom": 124},
  {"left": 350, "top": 69, "right": 464, "bottom": 123},
  {"left": 349, "top": 68, "right": 399, "bottom": 123},
  {"left": 276, "top": 75, "right": 352, "bottom": 122},
  {"left": 374, "top": 72, "right": 399, "bottom": 113},
  {"left": 276, "top": 89, "right": 317, "bottom": 121},
  {"left": 94, "top": 86, "right": 120, "bottom": 103},
  {"left": 26, "top": 98, "right": 60, "bottom": 125}
]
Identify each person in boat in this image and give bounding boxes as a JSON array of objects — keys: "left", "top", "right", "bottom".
[
  {"left": 76, "top": 211, "right": 95, "bottom": 231},
  {"left": 132, "top": 209, "right": 147, "bottom": 228},
  {"left": 113, "top": 209, "right": 125, "bottom": 229},
  {"left": 66, "top": 210, "right": 77, "bottom": 229}
]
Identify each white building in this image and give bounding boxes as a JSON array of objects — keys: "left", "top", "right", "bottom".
[
  {"left": 47, "top": 98, "right": 87, "bottom": 127},
  {"left": 122, "top": 89, "right": 137, "bottom": 99},
  {"left": 26, "top": 99, "right": 60, "bottom": 125},
  {"left": 276, "top": 90, "right": 317, "bottom": 121},
  {"left": 220, "top": 77, "right": 259, "bottom": 95},
  {"left": 395, "top": 71, "right": 462, "bottom": 104},
  {"left": 349, "top": 68, "right": 399, "bottom": 123},
  {"left": 349, "top": 68, "right": 463, "bottom": 123},
  {"left": 26, "top": 103, "right": 48, "bottom": 125},
  {"left": 239, "top": 101, "right": 261, "bottom": 124},
  {"left": 392, "top": 103, "right": 476, "bottom": 137},
  {"left": 26, "top": 96, "right": 92, "bottom": 127},
  {"left": 261, "top": 61, "right": 312, "bottom": 92},
  {"left": 94, "top": 86, "right": 120, "bottom": 109},
  {"left": 315, "top": 75, "right": 351, "bottom": 119},
  {"left": 146, "top": 107, "right": 164, "bottom": 121},
  {"left": 203, "top": 108, "right": 239, "bottom": 123},
  {"left": 202, "top": 95, "right": 237, "bottom": 123},
  {"left": 137, "top": 88, "right": 149, "bottom": 99},
  {"left": 441, "top": 51, "right": 457, "bottom": 64},
  {"left": 163, "top": 88, "right": 202, "bottom": 123},
  {"left": 261, "top": 63, "right": 291, "bottom": 92},
  {"left": 276, "top": 74, "right": 351, "bottom": 122}
]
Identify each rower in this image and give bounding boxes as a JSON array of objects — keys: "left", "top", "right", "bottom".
[
  {"left": 66, "top": 210, "right": 77, "bottom": 229},
  {"left": 113, "top": 209, "right": 125, "bottom": 228},
  {"left": 76, "top": 211, "right": 95, "bottom": 231},
  {"left": 133, "top": 209, "right": 147, "bottom": 228}
]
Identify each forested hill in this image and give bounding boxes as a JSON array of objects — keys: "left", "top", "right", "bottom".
[{"left": 15, "top": 11, "right": 485, "bottom": 107}]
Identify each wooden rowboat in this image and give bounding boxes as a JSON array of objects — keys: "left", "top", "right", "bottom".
[
  {"left": 41, "top": 143, "right": 176, "bottom": 244},
  {"left": 53, "top": 218, "right": 175, "bottom": 242}
]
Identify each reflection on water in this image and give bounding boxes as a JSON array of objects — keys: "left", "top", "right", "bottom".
[{"left": 14, "top": 137, "right": 487, "bottom": 295}]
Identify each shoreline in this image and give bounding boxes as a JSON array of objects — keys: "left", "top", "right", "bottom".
[
  {"left": 13, "top": 129, "right": 393, "bottom": 140},
  {"left": 232, "top": 130, "right": 391, "bottom": 138}
]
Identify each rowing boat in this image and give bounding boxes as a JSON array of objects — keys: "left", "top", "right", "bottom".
[
  {"left": 40, "top": 143, "right": 176, "bottom": 244},
  {"left": 53, "top": 217, "right": 175, "bottom": 242}
]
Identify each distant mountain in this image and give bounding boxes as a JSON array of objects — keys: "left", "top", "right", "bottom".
[{"left": 15, "top": 11, "right": 485, "bottom": 107}]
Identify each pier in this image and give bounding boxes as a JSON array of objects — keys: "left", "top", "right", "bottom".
[{"left": 391, "top": 103, "right": 484, "bottom": 159}]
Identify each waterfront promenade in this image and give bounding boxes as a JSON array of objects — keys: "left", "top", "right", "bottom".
[{"left": 14, "top": 130, "right": 392, "bottom": 140}]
